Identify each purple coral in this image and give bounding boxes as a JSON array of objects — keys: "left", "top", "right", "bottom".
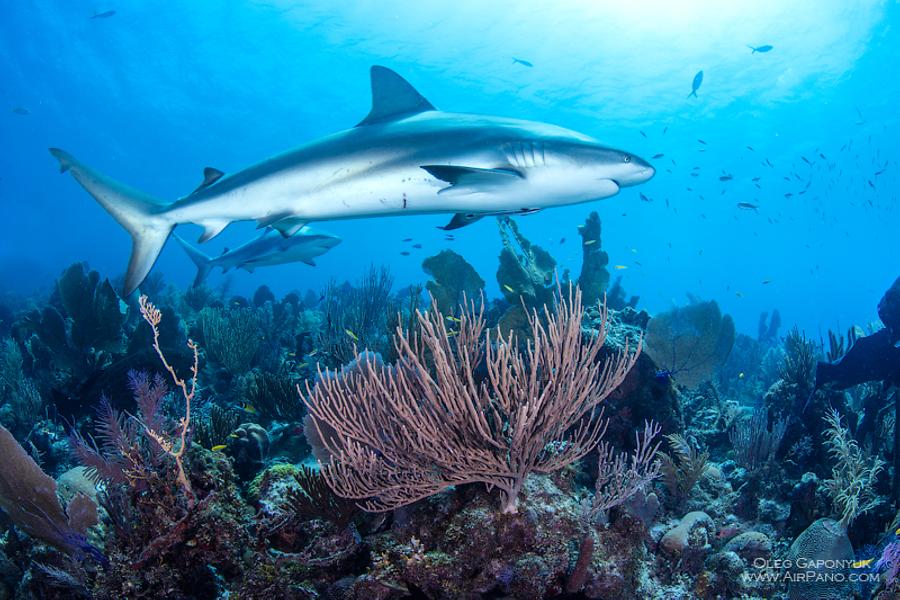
[{"left": 876, "top": 540, "right": 900, "bottom": 586}]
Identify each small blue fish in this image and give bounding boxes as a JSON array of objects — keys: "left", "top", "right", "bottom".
[
  {"left": 512, "top": 57, "right": 533, "bottom": 68},
  {"left": 688, "top": 70, "right": 703, "bottom": 98},
  {"left": 748, "top": 44, "right": 773, "bottom": 54},
  {"left": 91, "top": 10, "right": 116, "bottom": 19},
  {"left": 654, "top": 369, "right": 674, "bottom": 385}
]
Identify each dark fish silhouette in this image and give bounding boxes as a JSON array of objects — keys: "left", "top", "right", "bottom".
[
  {"left": 640, "top": 193, "right": 652, "bottom": 202},
  {"left": 688, "top": 70, "right": 703, "bottom": 98},
  {"left": 719, "top": 174, "right": 733, "bottom": 182},
  {"left": 737, "top": 202, "right": 758, "bottom": 212},
  {"left": 748, "top": 44, "right": 773, "bottom": 53},
  {"left": 652, "top": 153, "right": 664, "bottom": 159},
  {"left": 91, "top": 10, "right": 116, "bottom": 19},
  {"left": 512, "top": 57, "right": 533, "bottom": 67},
  {"left": 11, "top": 107, "right": 29, "bottom": 115}
]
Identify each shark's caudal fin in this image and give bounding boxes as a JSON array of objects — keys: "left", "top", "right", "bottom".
[
  {"left": 172, "top": 235, "right": 214, "bottom": 288},
  {"left": 49, "top": 148, "right": 173, "bottom": 296}
]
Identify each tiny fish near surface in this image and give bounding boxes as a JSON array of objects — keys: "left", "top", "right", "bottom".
[
  {"left": 688, "top": 70, "right": 703, "bottom": 98},
  {"left": 512, "top": 57, "right": 533, "bottom": 67}
]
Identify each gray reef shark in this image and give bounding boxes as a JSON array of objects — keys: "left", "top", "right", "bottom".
[
  {"left": 50, "top": 65, "right": 654, "bottom": 295},
  {"left": 174, "top": 225, "right": 341, "bottom": 287}
]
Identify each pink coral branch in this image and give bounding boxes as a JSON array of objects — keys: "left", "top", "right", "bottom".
[
  {"left": 138, "top": 295, "right": 198, "bottom": 504},
  {"left": 303, "top": 284, "right": 640, "bottom": 514}
]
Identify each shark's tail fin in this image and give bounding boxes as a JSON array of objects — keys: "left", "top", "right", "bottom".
[
  {"left": 49, "top": 148, "right": 173, "bottom": 296},
  {"left": 172, "top": 235, "right": 214, "bottom": 288},
  {"left": 688, "top": 90, "right": 697, "bottom": 99}
]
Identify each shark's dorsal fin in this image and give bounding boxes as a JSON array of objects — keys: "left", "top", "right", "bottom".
[
  {"left": 356, "top": 66, "right": 435, "bottom": 127},
  {"left": 190, "top": 167, "right": 225, "bottom": 195}
]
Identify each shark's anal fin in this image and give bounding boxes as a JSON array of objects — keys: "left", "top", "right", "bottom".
[
  {"left": 197, "top": 219, "right": 229, "bottom": 243},
  {"left": 438, "top": 213, "right": 484, "bottom": 231},
  {"left": 301, "top": 259, "right": 316, "bottom": 266},
  {"left": 437, "top": 207, "right": 541, "bottom": 231},
  {"left": 271, "top": 217, "right": 308, "bottom": 238},
  {"left": 356, "top": 66, "right": 436, "bottom": 127},
  {"left": 422, "top": 165, "right": 523, "bottom": 194},
  {"left": 189, "top": 167, "right": 225, "bottom": 195},
  {"left": 256, "top": 212, "right": 292, "bottom": 229}
]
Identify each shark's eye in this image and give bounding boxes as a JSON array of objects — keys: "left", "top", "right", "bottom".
[{"left": 623, "top": 154, "right": 632, "bottom": 164}]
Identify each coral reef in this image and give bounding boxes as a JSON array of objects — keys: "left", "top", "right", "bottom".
[
  {"left": 0, "top": 253, "right": 897, "bottom": 599},
  {"left": 421, "top": 249, "right": 484, "bottom": 314},
  {"left": 643, "top": 298, "right": 736, "bottom": 388},
  {"left": 576, "top": 211, "right": 610, "bottom": 306}
]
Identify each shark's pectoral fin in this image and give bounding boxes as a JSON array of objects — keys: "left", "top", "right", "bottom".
[
  {"left": 242, "top": 264, "right": 255, "bottom": 273},
  {"left": 190, "top": 167, "right": 225, "bottom": 195},
  {"left": 198, "top": 219, "right": 229, "bottom": 243},
  {"left": 356, "top": 66, "right": 436, "bottom": 127},
  {"left": 301, "top": 259, "right": 317, "bottom": 266},
  {"left": 271, "top": 217, "right": 309, "bottom": 238},
  {"left": 422, "top": 165, "right": 523, "bottom": 195}
]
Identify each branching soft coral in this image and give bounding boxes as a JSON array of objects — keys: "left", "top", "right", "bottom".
[
  {"left": 305, "top": 284, "right": 639, "bottom": 514},
  {"left": 823, "top": 408, "right": 884, "bottom": 527}
]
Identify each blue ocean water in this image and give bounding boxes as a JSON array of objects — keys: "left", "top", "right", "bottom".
[{"left": 0, "top": 0, "right": 896, "bottom": 336}]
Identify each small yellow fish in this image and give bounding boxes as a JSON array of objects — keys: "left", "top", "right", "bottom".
[
  {"left": 211, "top": 444, "right": 227, "bottom": 452},
  {"left": 445, "top": 315, "right": 461, "bottom": 323},
  {"left": 738, "top": 372, "right": 745, "bottom": 379},
  {"left": 895, "top": 527, "right": 900, "bottom": 535},
  {"left": 503, "top": 284, "right": 515, "bottom": 293},
  {"left": 227, "top": 433, "right": 239, "bottom": 439},
  {"left": 583, "top": 239, "right": 597, "bottom": 245},
  {"left": 308, "top": 349, "right": 318, "bottom": 356},
  {"left": 297, "top": 362, "right": 308, "bottom": 369},
  {"left": 345, "top": 329, "right": 359, "bottom": 342},
  {"left": 614, "top": 265, "right": 628, "bottom": 270},
  {"left": 852, "top": 558, "right": 874, "bottom": 569},
  {"left": 242, "top": 403, "right": 257, "bottom": 414},
  {"left": 447, "top": 330, "right": 459, "bottom": 337},
  {"left": 287, "top": 352, "right": 296, "bottom": 357}
]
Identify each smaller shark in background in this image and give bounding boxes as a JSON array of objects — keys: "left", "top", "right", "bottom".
[{"left": 174, "top": 226, "right": 341, "bottom": 287}]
